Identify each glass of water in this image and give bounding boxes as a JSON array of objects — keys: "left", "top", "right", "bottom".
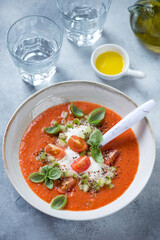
[
  {"left": 7, "top": 15, "right": 63, "bottom": 86},
  {"left": 57, "top": 0, "right": 111, "bottom": 47}
]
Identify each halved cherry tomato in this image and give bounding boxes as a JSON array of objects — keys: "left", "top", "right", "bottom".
[
  {"left": 71, "top": 156, "right": 91, "bottom": 173},
  {"left": 57, "top": 177, "right": 77, "bottom": 193},
  {"left": 45, "top": 143, "right": 65, "bottom": 159},
  {"left": 68, "top": 135, "right": 88, "bottom": 153},
  {"left": 103, "top": 149, "right": 119, "bottom": 166},
  {"left": 57, "top": 187, "right": 66, "bottom": 194}
]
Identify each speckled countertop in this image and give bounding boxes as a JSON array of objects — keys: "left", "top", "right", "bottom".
[{"left": 0, "top": 0, "right": 160, "bottom": 239}]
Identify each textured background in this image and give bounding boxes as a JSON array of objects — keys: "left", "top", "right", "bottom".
[{"left": 0, "top": 0, "right": 160, "bottom": 239}]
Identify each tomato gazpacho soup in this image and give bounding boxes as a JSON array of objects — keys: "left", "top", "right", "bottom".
[{"left": 19, "top": 102, "right": 139, "bottom": 211}]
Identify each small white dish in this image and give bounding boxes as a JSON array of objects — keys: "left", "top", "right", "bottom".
[
  {"left": 91, "top": 44, "right": 146, "bottom": 80},
  {"left": 3, "top": 81, "right": 155, "bottom": 220}
]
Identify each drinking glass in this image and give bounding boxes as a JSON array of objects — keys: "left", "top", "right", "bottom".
[
  {"left": 7, "top": 15, "right": 63, "bottom": 86},
  {"left": 57, "top": 0, "right": 111, "bottom": 47}
]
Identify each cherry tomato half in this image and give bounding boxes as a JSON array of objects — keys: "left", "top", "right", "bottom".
[
  {"left": 68, "top": 135, "right": 88, "bottom": 153},
  {"left": 71, "top": 156, "right": 91, "bottom": 173},
  {"left": 45, "top": 144, "right": 65, "bottom": 159}
]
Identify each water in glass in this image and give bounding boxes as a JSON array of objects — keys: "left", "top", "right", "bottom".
[
  {"left": 14, "top": 37, "right": 59, "bottom": 86},
  {"left": 57, "top": 0, "right": 111, "bottom": 46},
  {"left": 7, "top": 16, "right": 62, "bottom": 86}
]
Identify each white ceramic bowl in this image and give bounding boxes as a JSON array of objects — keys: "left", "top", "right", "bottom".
[{"left": 3, "top": 81, "right": 155, "bottom": 220}]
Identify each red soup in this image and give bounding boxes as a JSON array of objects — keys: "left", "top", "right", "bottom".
[{"left": 19, "top": 101, "right": 139, "bottom": 211}]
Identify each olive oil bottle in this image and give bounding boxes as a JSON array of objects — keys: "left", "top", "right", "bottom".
[{"left": 128, "top": 0, "right": 160, "bottom": 52}]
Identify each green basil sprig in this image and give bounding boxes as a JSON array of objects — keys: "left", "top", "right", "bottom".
[
  {"left": 51, "top": 195, "right": 67, "bottom": 210},
  {"left": 44, "top": 122, "right": 61, "bottom": 135},
  {"left": 29, "top": 165, "right": 62, "bottom": 189},
  {"left": 70, "top": 102, "right": 84, "bottom": 117},
  {"left": 87, "top": 107, "right": 105, "bottom": 125},
  {"left": 88, "top": 129, "right": 104, "bottom": 164}
]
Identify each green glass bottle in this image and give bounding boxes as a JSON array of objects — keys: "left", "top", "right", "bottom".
[{"left": 128, "top": 0, "right": 160, "bottom": 52}]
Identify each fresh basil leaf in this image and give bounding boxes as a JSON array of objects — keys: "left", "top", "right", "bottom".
[
  {"left": 51, "top": 195, "right": 67, "bottom": 210},
  {"left": 41, "top": 165, "right": 52, "bottom": 175},
  {"left": 88, "top": 129, "right": 103, "bottom": 147},
  {"left": 87, "top": 107, "right": 105, "bottom": 125},
  {"left": 29, "top": 172, "right": 45, "bottom": 183},
  {"left": 44, "top": 124, "right": 61, "bottom": 135},
  {"left": 48, "top": 168, "right": 62, "bottom": 180},
  {"left": 45, "top": 177, "right": 53, "bottom": 189},
  {"left": 70, "top": 102, "right": 84, "bottom": 118},
  {"left": 91, "top": 147, "right": 104, "bottom": 164}
]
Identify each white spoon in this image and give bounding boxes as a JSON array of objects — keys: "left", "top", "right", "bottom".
[{"left": 101, "top": 99, "right": 155, "bottom": 146}]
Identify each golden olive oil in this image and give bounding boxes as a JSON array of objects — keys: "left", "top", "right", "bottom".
[
  {"left": 95, "top": 51, "right": 124, "bottom": 75},
  {"left": 129, "top": 0, "right": 160, "bottom": 52}
]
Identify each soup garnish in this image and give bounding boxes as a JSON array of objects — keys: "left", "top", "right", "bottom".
[
  {"left": 19, "top": 101, "right": 139, "bottom": 211},
  {"left": 87, "top": 107, "right": 105, "bottom": 125}
]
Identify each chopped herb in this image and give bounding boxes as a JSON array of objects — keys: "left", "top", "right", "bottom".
[
  {"left": 66, "top": 123, "right": 73, "bottom": 128},
  {"left": 61, "top": 111, "right": 68, "bottom": 119},
  {"left": 105, "top": 178, "right": 112, "bottom": 185},
  {"left": 98, "top": 178, "right": 106, "bottom": 187},
  {"left": 60, "top": 125, "right": 67, "bottom": 132},
  {"left": 57, "top": 138, "right": 67, "bottom": 148},
  {"left": 52, "top": 163, "right": 59, "bottom": 167},
  {"left": 108, "top": 183, "right": 115, "bottom": 189},
  {"left": 82, "top": 174, "right": 89, "bottom": 179},
  {"left": 62, "top": 172, "right": 66, "bottom": 178},
  {"left": 74, "top": 118, "right": 80, "bottom": 125},
  {"left": 79, "top": 151, "right": 86, "bottom": 157},
  {"left": 59, "top": 133, "right": 67, "bottom": 140},
  {"left": 111, "top": 166, "right": 117, "bottom": 172},
  {"left": 40, "top": 151, "right": 47, "bottom": 160},
  {"left": 86, "top": 151, "right": 91, "bottom": 156},
  {"left": 47, "top": 156, "right": 55, "bottom": 162},
  {"left": 79, "top": 184, "right": 89, "bottom": 192}
]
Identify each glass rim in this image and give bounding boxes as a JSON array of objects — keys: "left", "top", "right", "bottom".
[
  {"left": 56, "top": 0, "right": 112, "bottom": 22},
  {"left": 7, "top": 15, "right": 63, "bottom": 65}
]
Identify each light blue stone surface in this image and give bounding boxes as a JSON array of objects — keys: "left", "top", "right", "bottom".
[{"left": 0, "top": 0, "right": 160, "bottom": 239}]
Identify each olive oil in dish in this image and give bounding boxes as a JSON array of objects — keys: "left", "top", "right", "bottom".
[{"left": 95, "top": 51, "right": 124, "bottom": 75}]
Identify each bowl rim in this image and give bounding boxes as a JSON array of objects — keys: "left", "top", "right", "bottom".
[{"left": 2, "top": 80, "right": 156, "bottom": 220}]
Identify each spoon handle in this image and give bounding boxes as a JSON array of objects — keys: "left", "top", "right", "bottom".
[{"left": 101, "top": 99, "right": 155, "bottom": 146}]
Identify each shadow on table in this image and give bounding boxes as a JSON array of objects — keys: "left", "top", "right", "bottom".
[{"left": 36, "top": 189, "right": 160, "bottom": 240}]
